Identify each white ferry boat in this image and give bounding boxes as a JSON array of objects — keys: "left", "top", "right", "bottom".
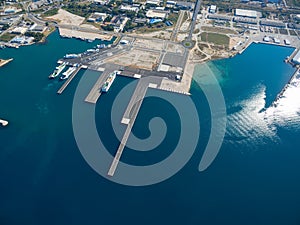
[
  {"left": 49, "top": 62, "right": 66, "bottom": 79},
  {"left": 101, "top": 71, "right": 117, "bottom": 92},
  {"left": 60, "top": 67, "right": 76, "bottom": 80}
]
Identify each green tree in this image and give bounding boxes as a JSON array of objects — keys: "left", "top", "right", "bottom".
[{"left": 1, "top": 24, "right": 10, "bottom": 30}]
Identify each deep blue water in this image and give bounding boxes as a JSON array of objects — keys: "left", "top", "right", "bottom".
[{"left": 0, "top": 31, "right": 300, "bottom": 225}]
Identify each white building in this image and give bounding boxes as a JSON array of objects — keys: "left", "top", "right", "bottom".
[
  {"left": 119, "top": 5, "right": 139, "bottom": 12},
  {"left": 209, "top": 5, "right": 217, "bottom": 14},
  {"left": 146, "top": 9, "right": 168, "bottom": 19},
  {"left": 235, "top": 9, "right": 261, "bottom": 18},
  {"left": 11, "top": 27, "right": 28, "bottom": 34},
  {"left": 93, "top": 0, "right": 110, "bottom": 5},
  {"left": 146, "top": 0, "right": 161, "bottom": 6}
]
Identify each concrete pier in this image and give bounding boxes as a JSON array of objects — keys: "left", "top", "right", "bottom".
[
  {"left": 57, "top": 66, "right": 82, "bottom": 94},
  {"left": 0, "top": 119, "right": 8, "bottom": 126},
  {"left": 272, "top": 68, "right": 299, "bottom": 106},
  {"left": 84, "top": 68, "right": 114, "bottom": 104},
  {"left": 108, "top": 76, "right": 163, "bottom": 176}
]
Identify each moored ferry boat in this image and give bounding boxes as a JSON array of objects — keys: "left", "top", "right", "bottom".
[
  {"left": 60, "top": 66, "right": 76, "bottom": 80},
  {"left": 101, "top": 71, "right": 117, "bottom": 92},
  {"left": 49, "top": 62, "right": 66, "bottom": 79}
]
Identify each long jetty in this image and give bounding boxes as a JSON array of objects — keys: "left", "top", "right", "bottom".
[
  {"left": 57, "top": 65, "right": 82, "bottom": 94},
  {"left": 108, "top": 77, "right": 163, "bottom": 176}
]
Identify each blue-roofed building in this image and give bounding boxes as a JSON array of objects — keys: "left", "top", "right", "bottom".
[{"left": 149, "top": 18, "right": 162, "bottom": 24}]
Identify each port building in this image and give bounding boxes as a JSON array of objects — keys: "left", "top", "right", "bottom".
[
  {"left": 146, "top": 9, "right": 168, "bottom": 19},
  {"left": 260, "top": 20, "right": 285, "bottom": 28}
]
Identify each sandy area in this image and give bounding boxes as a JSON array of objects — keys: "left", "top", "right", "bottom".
[
  {"left": 80, "top": 23, "right": 98, "bottom": 29},
  {"left": 47, "top": 9, "right": 85, "bottom": 26},
  {"left": 134, "top": 30, "right": 171, "bottom": 40},
  {"left": 105, "top": 49, "right": 160, "bottom": 70},
  {"left": 229, "top": 36, "right": 245, "bottom": 49},
  {"left": 59, "top": 28, "right": 112, "bottom": 41},
  {"left": 176, "top": 33, "right": 188, "bottom": 42},
  {"left": 133, "top": 38, "right": 164, "bottom": 51},
  {"left": 166, "top": 43, "right": 185, "bottom": 54}
]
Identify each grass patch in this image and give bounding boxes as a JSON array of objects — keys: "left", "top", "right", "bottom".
[
  {"left": 42, "top": 8, "right": 58, "bottom": 17},
  {"left": 168, "top": 13, "right": 179, "bottom": 25},
  {"left": 0, "top": 33, "right": 16, "bottom": 42},
  {"left": 200, "top": 32, "right": 229, "bottom": 46},
  {"left": 201, "top": 26, "right": 237, "bottom": 34}
]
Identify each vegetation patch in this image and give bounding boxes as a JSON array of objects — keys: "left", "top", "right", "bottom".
[
  {"left": 25, "top": 32, "right": 44, "bottom": 42},
  {"left": 42, "top": 8, "right": 58, "bottom": 17},
  {"left": 200, "top": 32, "right": 229, "bottom": 46},
  {"left": 0, "top": 33, "right": 16, "bottom": 42}
]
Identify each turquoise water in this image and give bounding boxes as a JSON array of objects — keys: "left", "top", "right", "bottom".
[{"left": 1, "top": 31, "right": 300, "bottom": 225}]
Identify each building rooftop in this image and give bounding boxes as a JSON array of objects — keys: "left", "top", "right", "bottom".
[
  {"left": 235, "top": 9, "right": 261, "bottom": 18},
  {"left": 146, "top": 9, "right": 168, "bottom": 19}
]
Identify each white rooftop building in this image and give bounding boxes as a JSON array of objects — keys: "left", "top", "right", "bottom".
[
  {"left": 119, "top": 5, "right": 139, "bottom": 12},
  {"left": 235, "top": 9, "right": 261, "bottom": 18},
  {"left": 146, "top": 0, "right": 161, "bottom": 6},
  {"left": 146, "top": 9, "right": 168, "bottom": 19},
  {"left": 209, "top": 5, "right": 217, "bottom": 14},
  {"left": 11, "top": 27, "right": 28, "bottom": 34}
]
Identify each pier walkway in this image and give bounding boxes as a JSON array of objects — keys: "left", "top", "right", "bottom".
[
  {"left": 57, "top": 66, "right": 83, "bottom": 94},
  {"left": 108, "top": 76, "right": 163, "bottom": 176}
]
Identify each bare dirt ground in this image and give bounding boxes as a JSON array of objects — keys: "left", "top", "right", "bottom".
[
  {"left": 166, "top": 43, "right": 185, "bottom": 54},
  {"left": 134, "top": 30, "right": 172, "bottom": 40},
  {"left": 105, "top": 49, "right": 160, "bottom": 70},
  {"left": 46, "top": 9, "right": 85, "bottom": 26},
  {"left": 133, "top": 38, "right": 164, "bottom": 52},
  {"left": 58, "top": 28, "right": 112, "bottom": 40}
]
